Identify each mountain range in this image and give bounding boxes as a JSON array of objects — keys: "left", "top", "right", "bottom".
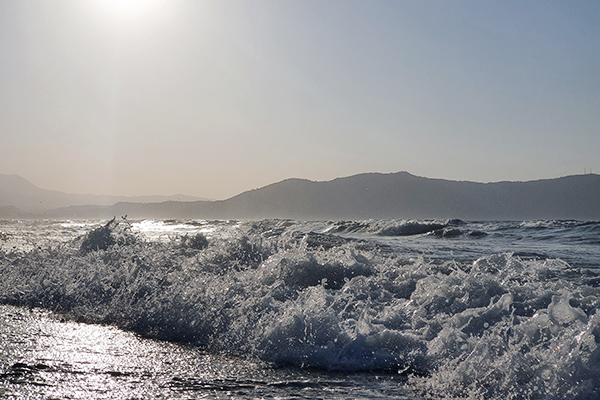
[
  {"left": 1, "top": 172, "right": 599, "bottom": 220},
  {"left": 0, "top": 174, "right": 204, "bottom": 216}
]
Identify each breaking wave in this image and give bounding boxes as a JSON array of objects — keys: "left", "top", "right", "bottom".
[{"left": 1, "top": 219, "right": 600, "bottom": 399}]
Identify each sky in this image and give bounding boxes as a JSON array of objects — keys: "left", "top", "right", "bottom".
[{"left": 1, "top": 0, "right": 599, "bottom": 200}]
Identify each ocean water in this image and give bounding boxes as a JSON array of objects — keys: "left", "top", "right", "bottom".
[{"left": 1, "top": 218, "right": 600, "bottom": 399}]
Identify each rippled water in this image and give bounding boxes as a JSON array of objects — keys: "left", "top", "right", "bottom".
[{"left": 0, "top": 305, "right": 413, "bottom": 399}]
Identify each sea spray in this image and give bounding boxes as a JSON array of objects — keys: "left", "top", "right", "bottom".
[{"left": 1, "top": 219, "right": 600, "bottom": 399}]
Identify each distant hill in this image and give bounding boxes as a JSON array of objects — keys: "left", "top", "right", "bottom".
[
  {"left": 213, "top": 172, "right": 600, "bottom": 220},
  {"left": 0, "top": 205, "right": 35, "bottom": 219},
  {"left": 23, "top": 171, "right": 600, "bottom": 221},
  {"left": 0, "top": 174, "right": 206, "bottom": 214}
]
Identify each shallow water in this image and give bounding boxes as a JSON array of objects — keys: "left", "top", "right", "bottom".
[
  {"left": 0, "top": 305, "right": 415, "bottom": 399},
  {"left": 1, "top": 218, "right": 600, "bottom": 399}
]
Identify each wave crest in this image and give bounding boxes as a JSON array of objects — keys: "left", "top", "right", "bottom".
[{"left": 1, "top": 220, "right": 600, "bottom": 399}]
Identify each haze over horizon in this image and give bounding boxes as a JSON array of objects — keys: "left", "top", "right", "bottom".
[{"left": 1, "top": 0, "right": 599, "bottom": 200}]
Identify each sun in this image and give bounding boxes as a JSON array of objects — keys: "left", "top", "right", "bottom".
[
  {"left": 86, "top": 0, "right": 171, "bottom": 28},
  {"left": 99, "top": 0, "right": 163, "bottom": 18}
]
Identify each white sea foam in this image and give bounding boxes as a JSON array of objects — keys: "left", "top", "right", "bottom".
[{"left": 1, "top": 219, "right": 600, "bottom": 399}]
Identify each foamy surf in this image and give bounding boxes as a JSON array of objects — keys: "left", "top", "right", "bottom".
[{"left": 1, "top": 218, "right": 600, "bottom": 399}]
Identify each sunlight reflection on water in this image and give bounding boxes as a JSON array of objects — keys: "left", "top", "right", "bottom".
[
  {"left": 0, "top": 305, "right": 264, "bottom": 399},
  {"left": 1, "top": 305, "right": 413, "bottom": 399},
  {"left": 132, "top": 220, "right": 209, "bottom": 244}
]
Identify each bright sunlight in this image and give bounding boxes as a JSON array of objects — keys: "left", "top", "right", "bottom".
[{"left": 85, "top": 0, "right": 173, "bottom": 29}]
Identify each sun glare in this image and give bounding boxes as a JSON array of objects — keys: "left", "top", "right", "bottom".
[{"left": 86, "top": 0, "right": 172, "bottom": 28}]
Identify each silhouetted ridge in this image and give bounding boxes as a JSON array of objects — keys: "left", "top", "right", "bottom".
[
  {"left": 214, "top": 172, "right": 600, "bottom": 220},
  {"left": 2, "top": 172, "right": 599, "bottom": 220}
]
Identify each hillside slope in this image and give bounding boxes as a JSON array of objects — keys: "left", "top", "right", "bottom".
[{"left": 33, "top": 172, "right": 600, "bottom": 220}]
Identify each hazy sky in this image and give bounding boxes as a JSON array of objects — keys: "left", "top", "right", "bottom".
[{"left": 1, "top": 0, "right": 599, "bottom": 199}]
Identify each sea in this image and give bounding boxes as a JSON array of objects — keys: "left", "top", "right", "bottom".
[{"left": 1, "top": 217, "right": 600, "bottom": 399}]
